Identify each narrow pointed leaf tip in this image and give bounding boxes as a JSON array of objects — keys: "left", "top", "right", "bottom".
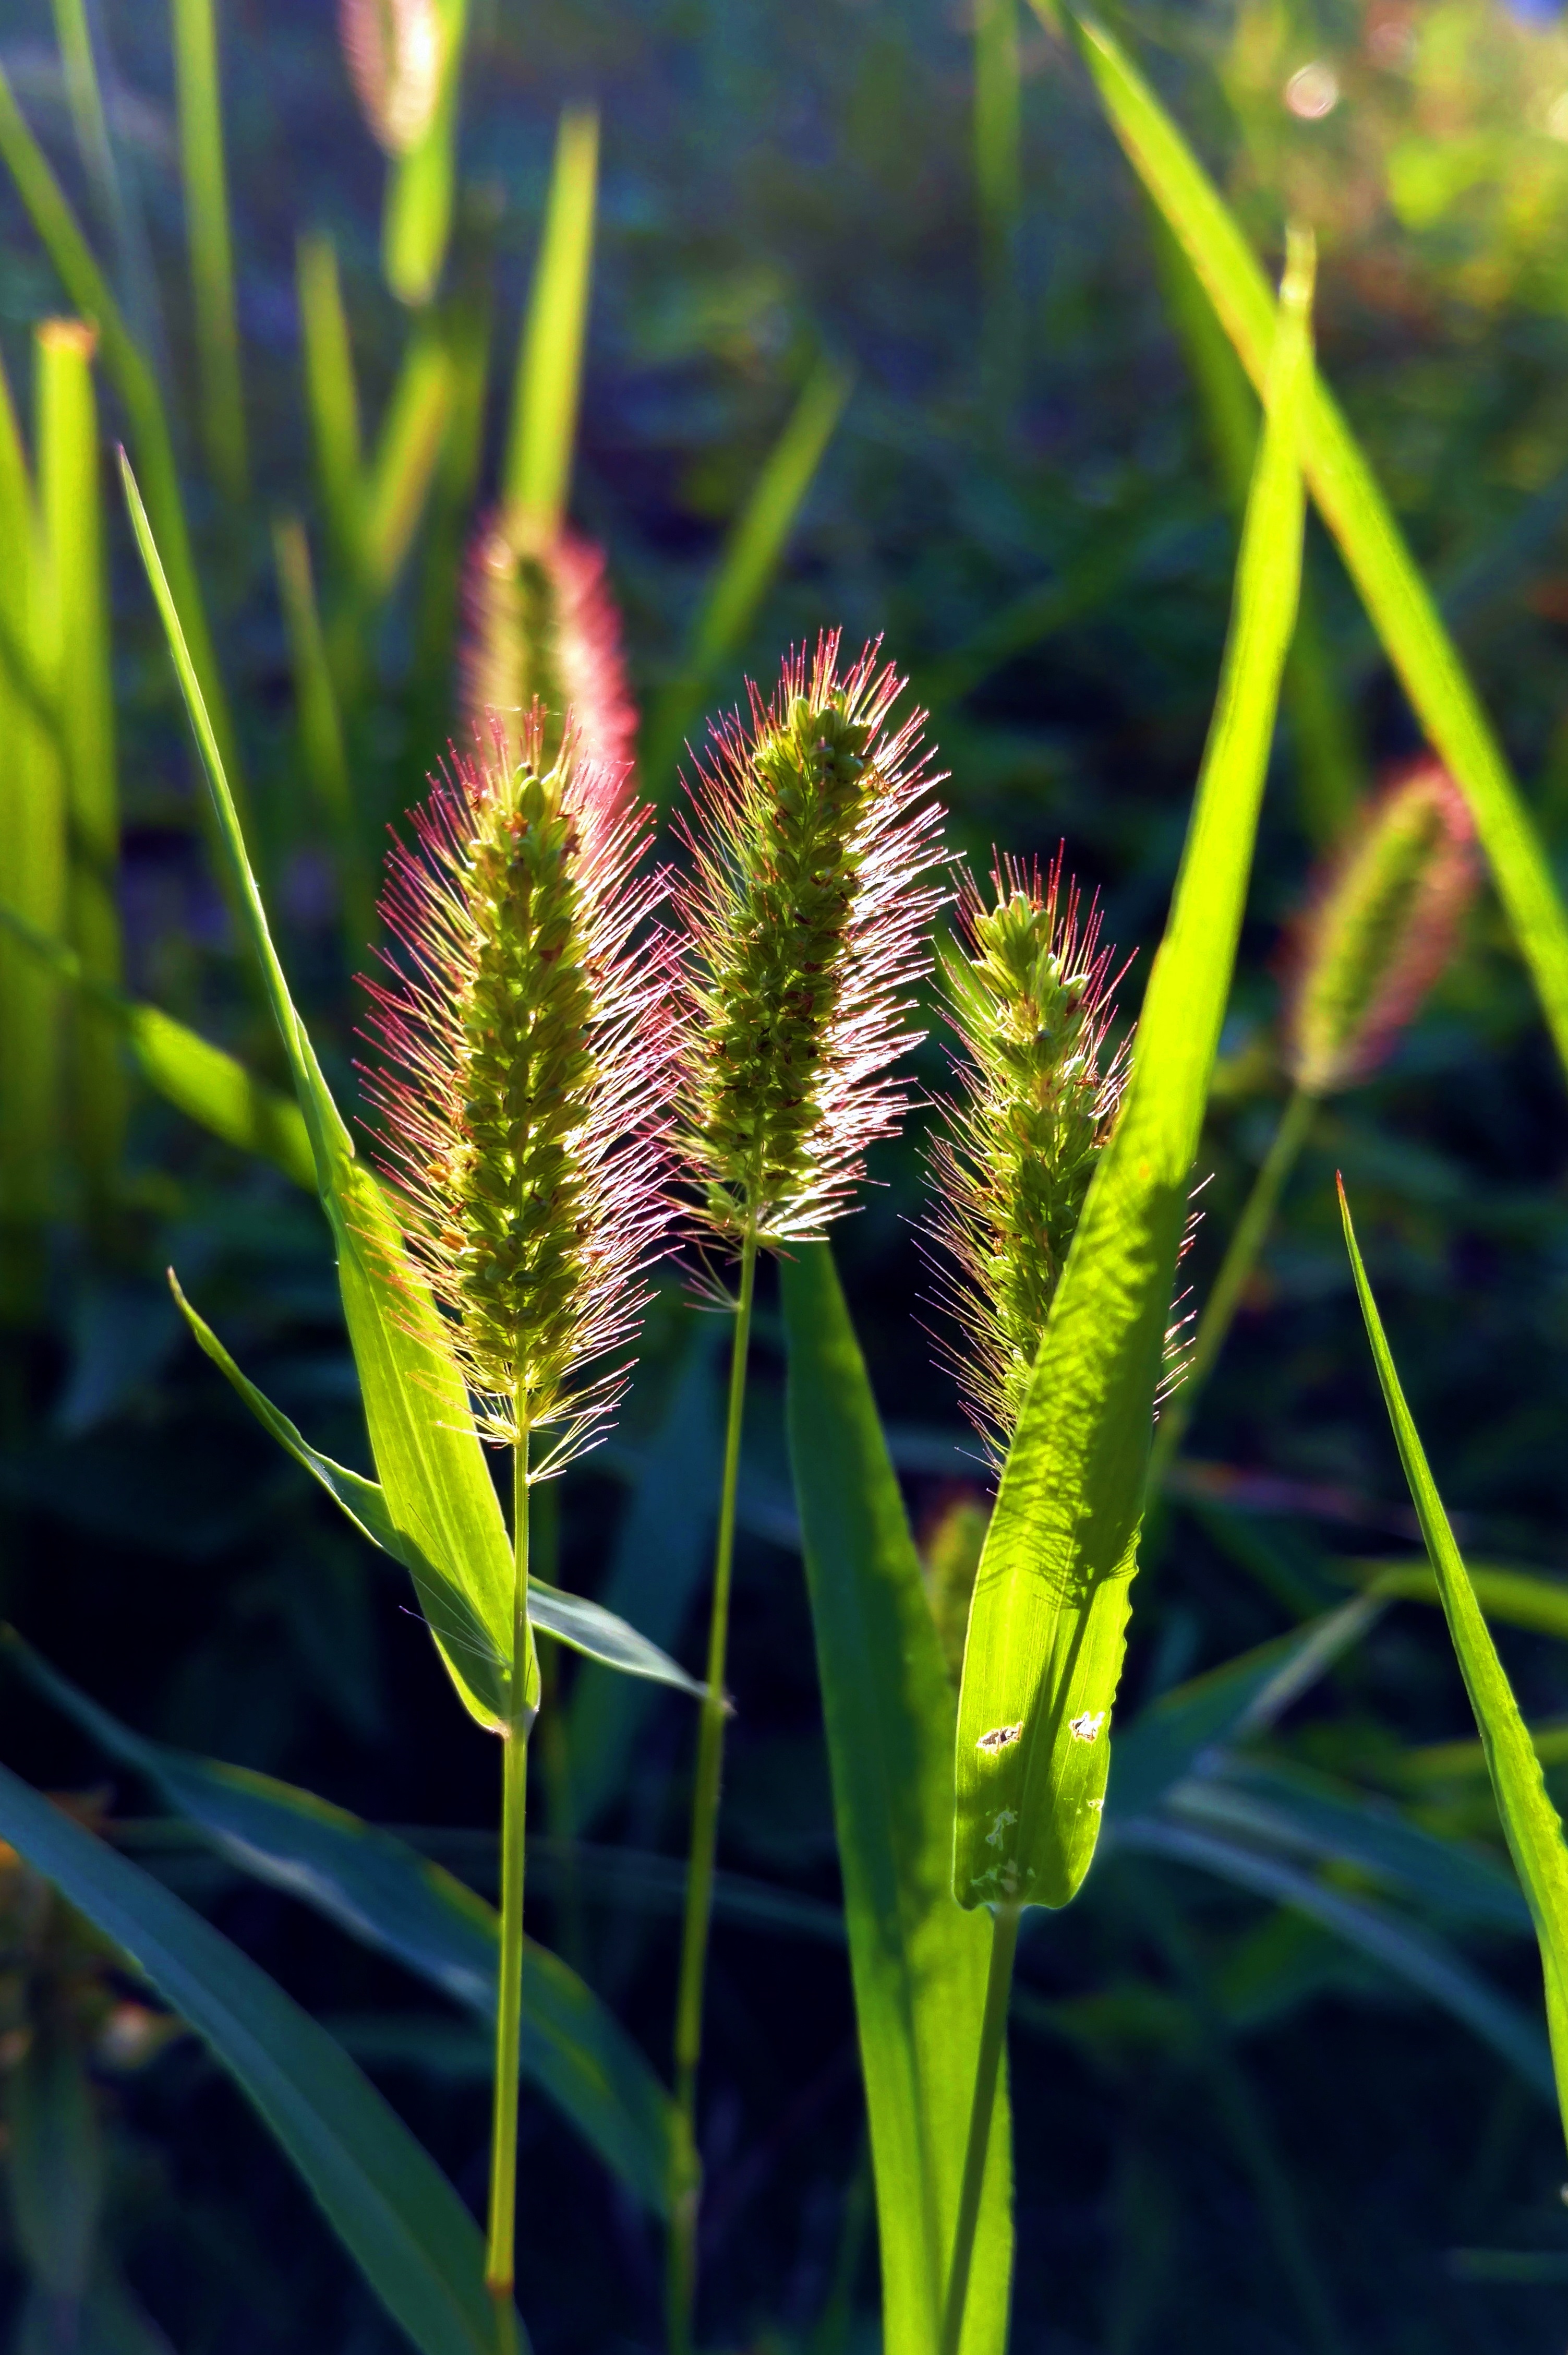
[
  {"left": 463, "top": 512, "right": 637, "bottom": 782},
  {"left": 923, "top": 851, "right": 1131, "bottom": 1464},
  {"left": 359, "top": 715, "right": 677, "bottom": 1474},
  {"left": 674, "top": 631, "right": 946, "bottom": 1248},
  {"left": 950, "top": 234, "right": 1312, "bottom": 1915},
  {"left": 1285, "top": 756, "right": 1478, "bottom": 1095},
  {"left": 1337, "top": 1176, "right": 1568, "bottom": 2142}
]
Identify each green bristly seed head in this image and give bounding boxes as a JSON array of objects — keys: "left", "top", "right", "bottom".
[
  {"left": 676, "top": 635, "right": 944, "bottom": 1246},
  {"left": 925, "top": 856, "right": 1129, "bottom": 1461},
  {"left": 1285, "top": 757, "right": 1478, "bottom": 1097}
]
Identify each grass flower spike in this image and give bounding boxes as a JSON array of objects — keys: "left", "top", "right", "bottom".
[
  {"left": 361, "top": 715, "right": 671, "bottom": 1471},
  {"left": 338, "top": 0, "right": 445, "bottom": 154},
  {"left": 676, "top": 632, "right": 945, "bottom": 1246},
  {"left": 464, "top": 514, "right": 638, "bottom": 782},
  {"left": 925, "top": 854, "right": 1129, "bottom": 1462}
]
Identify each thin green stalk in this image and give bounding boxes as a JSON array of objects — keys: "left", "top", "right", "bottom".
[
  {"left": 1150, "top": 1083, "right": 1316, "bottom": 1482},
  {"left": 171, "top": 0, "right": 247, "bottom": 500},
  {"left": 939, "top": 1902, "right": 1020, "bottom": 2355},
  {"left": 486, "top": 1421, "right": 531, "bottom": 2347},
  {"left": 667, "top": 1220, "right": 758, "bottom": 2353}
]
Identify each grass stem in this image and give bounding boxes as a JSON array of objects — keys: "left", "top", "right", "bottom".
[
  {"left": 667, "top": 1220, "right": 758, "bottom": 2352},
  {"left": 939, "top": 1901, "right": 1020, "bottom": 2355},
  {"left": 486, "top": 1421, "right": 531, "bottom": 2348}
]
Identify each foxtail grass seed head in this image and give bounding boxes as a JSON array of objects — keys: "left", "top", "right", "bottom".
[
  {"left": 359, "top": 716, "right": 674, "bottom": 1469},
  {"left": 924, "top": 855, "right": 1129, "bottom": 1463},
  {"left": 463, "top": 514, "right": 638, "bottom": 784},
  {"left": 1284, "top": 757, "right": 1478, "bottom": 1096},
  {"left": 674, "top": 634, "right": 945, "bottom": 1247},
  {"left": 339, "top": 0, "right": 445, "bottom": 153}
]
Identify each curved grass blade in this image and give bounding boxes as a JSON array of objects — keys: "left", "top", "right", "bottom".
[
  {"left": 0, "top": 1760, "right": 516, "bottom": 2355},
  {"left": 1340, "top": 1180, "right": 1568, "bottom": 2147},
  {"left": 5, "top": 1632, "right": 677, "bottom": 2218},
  {"left": 1063, "top": 4, "right": 1568, "bottom": 1083},
  {"left": 503, "top": 105, "right": 598, "bottom": 536},
  {"left": 952, "top": 234, "right": 1312, "bottom": 1916},
  {"left": 781, "top": 1243, "right": 1012, "bottom": 2355},
  {"left": 363, "top": 326, "right": 453, "bottom": 596},
  {"left": 121, "top": 453, "right": 515, "bottom": 1730}
]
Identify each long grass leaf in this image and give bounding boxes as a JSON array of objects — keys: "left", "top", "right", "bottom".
[
  {"left": 1356, "top": 1559, "right": 1568, "bottom": 1642},
  {"left": 781, "top": 1243, "right": 1012, "bottom": 2355},
  {"left": 0, "top": 63, "right": 246, "bottom": 824},
  {"left": 296, "top": 233, "right": 365, "bottom": 576},
  {"left": 271, "top": 514, "right": 365, "bottom": 950},
  {"left": 362, "top": 327, "right": 454, "bottom": 596},
  {"left": 1064, "top": 4, "right": 1568, "bottom": 1080},
  {"left": 381, "top": 0, "right": 468, "bottom": 307},
  {"left": 5, "top": 1632, "right": 678, "bottom": 2217},
  {"left": 1340, "top": 1181, "right": 1568, "bottom": 2144},
  {"left": 952, "top": 235, "right": 1312, "bottom": 1914},
  {"left": 170, "top": 0, "right": 246, "bottom": 499},
  {"left": 0, "top": 1760, "right": 515, "bottom": 2354},
  {"left": 121, "top": 455, "right": 515, "bottom": 1730},
  {"left": 503, "top": 105, "right": 598, "bottom": 534}
]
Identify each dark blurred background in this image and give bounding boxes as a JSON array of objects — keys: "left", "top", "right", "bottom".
[{"left": 5, "top": 0, "right": 1568, "bottom": 2347}]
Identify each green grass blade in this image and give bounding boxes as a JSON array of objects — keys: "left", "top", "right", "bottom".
[
  {"left": 6, "top": 1632, "right": 679, "bottom": 2217},
  {"left": 122, "top": 454, "right": 516, "bottom": 1732},
  {"left": 781, "top": 1243, "right": 1012, "bottom": 2355},
  {"left": 1340, "top": 1181, "right": 1568, "bottom": 2145},
  {"left": 0, "top": 1759, "right": 517, "bottom": 2355},
  {"left": 0, "top": 62, "right": 246, "bottom": 827},
  {"left": 271, "top": 514, "right": 365, "bottom": 947},
  {"left": 642, "top": 356, "right": 854, "bottom": 796},
  {"left": 296, "top": 233, "right": 365, "bottom": 577},
  {"left": 362, "top": 326, "right": 454, "bottom": 597},
  {"left": 381, "top": 0, "right": 468, "bottom": 307},
  {"left": 0, "top": 355, "right": 64, "bottom": 1319},
  {"left": 1357, "top": 1559, "right": 1568, "bottom": 1641},
  {"left": 952, "top": 234, "right": 1312, "bottom": 1916},
  {"left": 170, "top": 0, "right": 246, "bottom": 499},
  {"left": 974, "top": 0, "right": 1021, "bottom": 284},
  {"left": 503, "top": 104, "right": 599, "bottom": 534},
  {"left": 37, "top": 319, "right": 125, "bottom": 1199},
  {"left": 1065, "top": 4, "right": 1568, "bottom": 1080}
]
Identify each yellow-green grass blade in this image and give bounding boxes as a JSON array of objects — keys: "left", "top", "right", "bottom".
[
  {"left": 0, "top": 1758, "right": 516, "bottom": 2354},
  {"left": 381, "top": 0, "right": 468, "bottom": 307},
  {"left": 503, "top": 105, "right": 599, "bottom": 536},
  {"left": 0, "top": 899, "right": 313, "bottom": 1189},
  {"left": 0, "top": 350, "right": 65, "bottom": 1322},
  {"left": 167, "top": 1275, "right": 706, "bottom": 1700},
  {"left": 0, "top": 61, "right": 246, "bottom": 828},
  {"left": 1063, "top": 6, "right": 1568, "bottom": 1079},
  {"left": 1353, "top": 1560, "right": 1568, "bottom": 1643},
  {"left": 1340, "top": 1180, "right": 1568, "bottom": 2144},
  {"left": 37, "top": 319, "right": 125, "bottom": 1198},
  {"left": 642, "top": 355, "right": 854, "bottom": 797},
  {"left": 297, "top": 232, "right": 365, "bottom": 578},
  {"left": 782, "top": 1244, "right": 1012, "bottom": 2355},
  {"left": 362, "top": 325, "right": 454, "bottom": 597},
  {"left": 170, "top": 0, "right": 246, "bottom": 500},
  {"left": 7, "top": 1629, "right": 680, "bottom": 2217},
  {"left": 272, "top": 514, "right": 366, "bottom": 950},
  {"left": 952, "top": 235, "right": 1311, "bottom": 1915},
  {"left": 122, "top": 454, "right": 517, "bottom": 1733}
]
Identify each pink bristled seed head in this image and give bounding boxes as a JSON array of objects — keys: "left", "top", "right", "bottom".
[
  {"left": 358, "top": 713, "right": 674, "bottom": 1470},
  {"left": 462, "top": 513, "right": 638, "bottom": 785},
  {"left": 1283, "top": 756, "right": 1479, "bottom": 1096},
  {"left": 922, "top": 852, "right": 1130, "bottom": 1463},
  {"left": 339, "top": 0, "right": 445, "bottom": 154},
  {"left": 673, "top": 633, "right": 946, "bottom": 1248}
]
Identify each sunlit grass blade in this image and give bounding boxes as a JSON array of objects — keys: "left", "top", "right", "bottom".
[
  {"left": 503, "top": 104, "right": 598, "bottom": 536},
  {"left": 171, "top": 0, "right": 246, "bottom": 499},
  {"left": 0, "top": 62, "right": 246, "bottom": 825},
  {"left": 781, "top": 1243, "right": 1012, "bottom": 2355},
  {"left": 642, "top": 356, "right": 854, "bottom": 796},
  {"left": 411, "top": 265, "right": 492, "bottom": 713},
  {"left": 297, "top": 232, "right": 366, "bottom": 577},
  {"left": 1355, "top": 1558, "right": 1568, "bottom": 1641},
  {"left": 952, "top": 233, "right": 1312, "bottom": 1919},
  {"left": 37, "top": 319, "right": 124, "bottom": 1202},
  {"left": 382, "top": 0, "right": 468, "bottom": 306},
  {"left": 6, "top": 1630, "right": 679, "bottom": 2218},
  {"left": 120, "top": 452, "right": 516, "bottom": 1732},
  {"left": 1062, "top": 3, "right": 1568, "bottom": 1082},
  {"left": 361, "top": 323, "right": 453, "bottom": 596},
  {"left": 0, "top": 1760, "right": 517, "bottom": 2355},
  {"left": 272, "top": 513, "right": 365, "bottom": 948},
  {"left": 1340, "top": 1180, "right": 1568, "bottom": 2145},
  {"left": 0, "top": 353, "right": 64, "bottom": 1321}
]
